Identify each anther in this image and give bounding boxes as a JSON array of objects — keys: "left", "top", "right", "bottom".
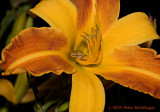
[
  {"left": 91, "top": 27, "right": 97, "bottom": 35},
  {"left": 83, "top": 32, "right": 92, "bottom": 38},
  {"left": 91, "top": 25, "right": 99, "bottom": 38},
  {"left": 73, "top": 24, "right": 102, "bottom": 65},
  {"left": 80, "top": 35, "right": 90, "bottom": 42}
]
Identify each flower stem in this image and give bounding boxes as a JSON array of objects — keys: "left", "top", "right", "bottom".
[{"left": 27, "top": 72, "right": 43, "bottom": 112}]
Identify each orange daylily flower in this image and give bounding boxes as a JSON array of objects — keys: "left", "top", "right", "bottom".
[{"left": 0, "top": 0, "right": 160, "bottom": 111}]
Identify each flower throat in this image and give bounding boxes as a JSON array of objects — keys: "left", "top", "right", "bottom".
[{"left": 70, "top": 25, "right": 103, "bottom": 65}]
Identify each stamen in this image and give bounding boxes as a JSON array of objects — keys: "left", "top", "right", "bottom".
[
  {"left": 80, "top": 35, "right": 90, "bottom": 43},
  {"left": 73, "top": 25, "right": 103, "bottom": 65},
  {"left": 91, "top": 26, "right": 98, "bottom": 38},
  {"left": 83, "top": 31, "right": 92, "bottom": 38}
]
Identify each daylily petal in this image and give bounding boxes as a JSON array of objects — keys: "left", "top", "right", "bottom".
[
  {"left": 0, "top": 79, "right": 17, "bottom": 104},
  {"left": 72, "top": 0, "right": 96, "bottom": 50},
  {"left": 30, "top": 0, "right": 77, "bottom": 48},
  {"left": 85, "top": 46, "right": 160, "bottom": 99},
  {"left": 69, "top": 65, "right": 105, "bottom": 112},
  {"left": 103, "top": 12, "right": 159, "bottom": 53},
  {"left": 72, "top": 0, "right": 96, "bottom": 32},
  {"left": 0, "top": 27, "right": 76, "bottom": 76},
  {"left": 97, "top": 0, "right": 120, "bottom": 38},
  {"left": 73, "top": 0, "right": 120, "bottom": 50}
]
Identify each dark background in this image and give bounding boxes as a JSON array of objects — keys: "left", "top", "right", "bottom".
[{"left": 0, "top": 0, "right": 160, "bottom": 112}]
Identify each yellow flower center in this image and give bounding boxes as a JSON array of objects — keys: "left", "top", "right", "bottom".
[{"left": 70, "top": 25, "right": 103, "bottom": 65}]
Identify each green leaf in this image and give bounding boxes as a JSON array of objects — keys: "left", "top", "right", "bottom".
[
  {"left": 5, "top": 12, "right": 27, "bottom": 45},
  {"left": 55, "top": 101, "right": 69, "bottom": 112},
  {"left": 14, "top": 73, "right": 29, "bottom": 103},
  {"left": 42, "top": 100, "right": 57, "bottom": 112},
  {"left": 25, "top": 16, "right": 34, "bottom": 28},
  {"left": 0, "top": 10, "right": 16, "bottom": 41}
]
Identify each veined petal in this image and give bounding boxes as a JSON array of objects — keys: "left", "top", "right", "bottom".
[
  {"left": 85, "top": 46, "right": 160, "bottom": 99},
  {"left": 73, "top": 0, "right": 98, "bottom": 50},
  {"left": 30, "top": 0, "right": 77, "bottom": 48},
  {"left": 103, "top": 12, "right": 159, "bottom": 53},
  {"left": 69, "top": 65, "right": 105, "bottom": 112},
  {"left": 73, "top": 0, "right": 120, "bottom": 50},
  {"left": 72, "top": 0, "right": 93, "bottom": 32},
  {"left": 97, "top": 0, "right": 120, "bottom": 38},
  {"left": 0, "top": 79, "right": 17, "bottom": 104},
  {"left": 0, "top": 27, "right": 76, "bottom": 76}
]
